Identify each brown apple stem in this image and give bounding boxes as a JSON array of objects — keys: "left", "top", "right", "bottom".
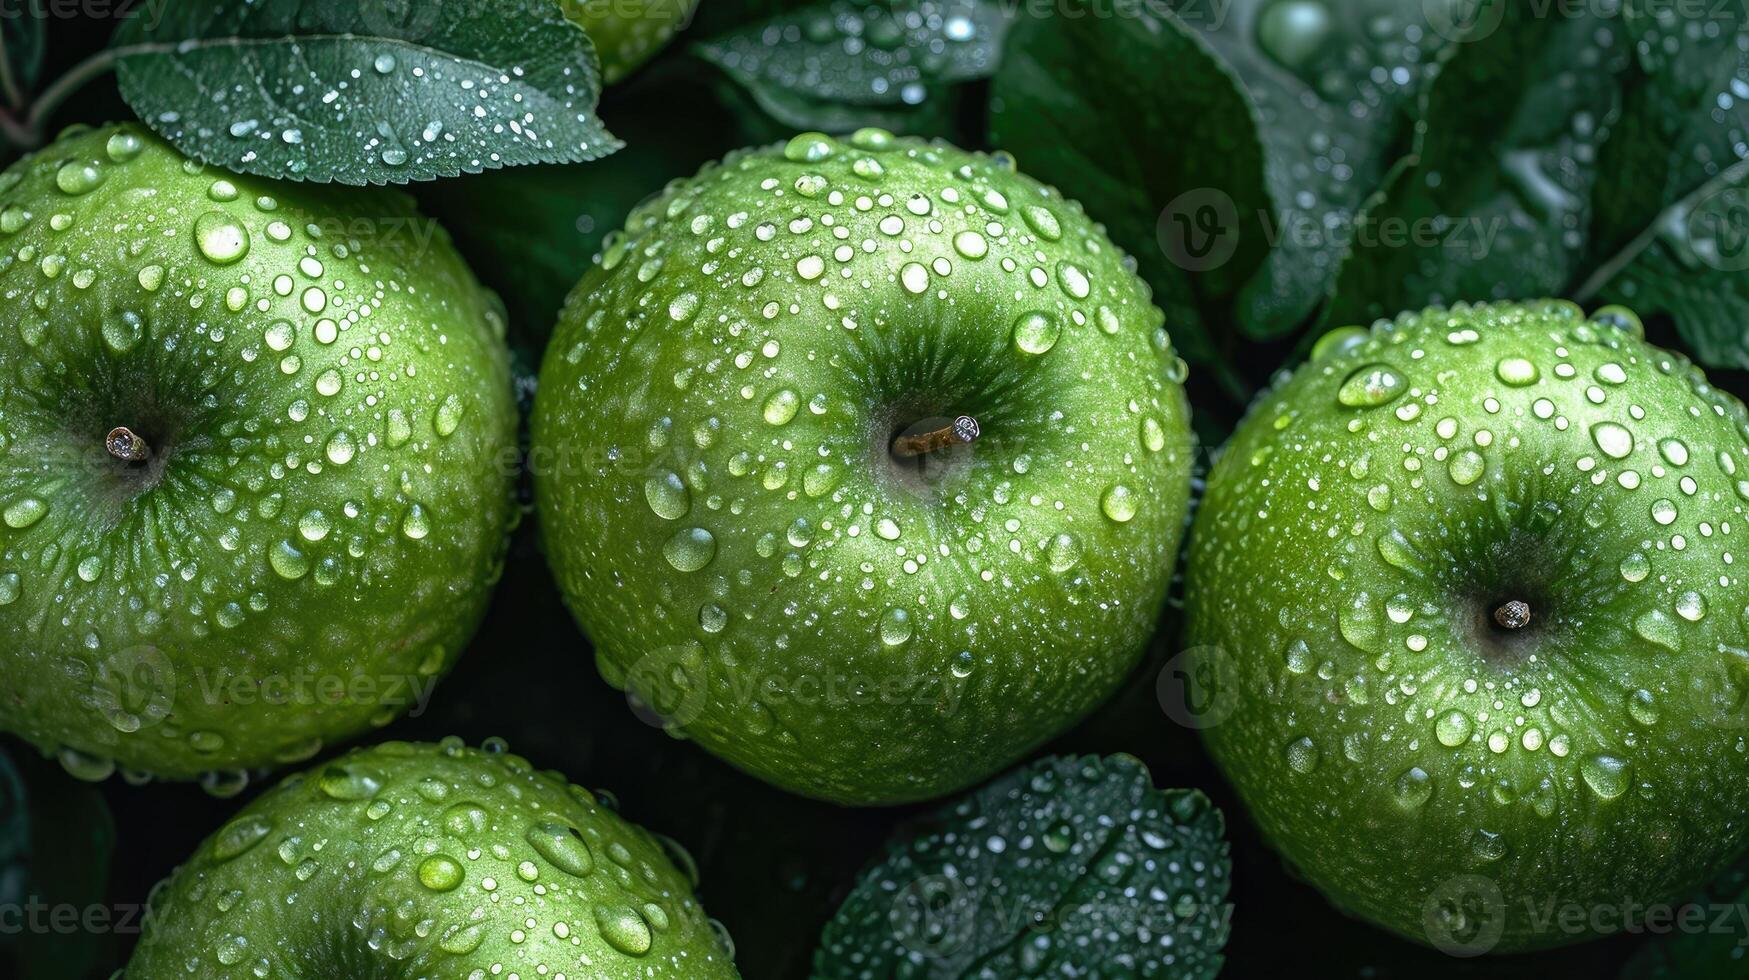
[
  {"left": 106, "top": 426, "right": 150, "bottom": 463},
  {"left": 1493, "top": 600, "right": 1531, "bottom": 630},
  {"left": 893, "top": 416, "right": 980, "bottom": 458}
]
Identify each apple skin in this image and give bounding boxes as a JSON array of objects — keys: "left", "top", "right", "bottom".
[
  {"left": 127, "top": 738, "right": 739, "bottom": 978},
  {"left": 1186, "top": 300, "right": 1749, "bottom": 953},
  {"left": 0, "top": 124, "right": 518, "bottom": 784},
  {"left": 532, "top": 130, "right": 1193, "bottom": 805},
  {"left": 561, "top": 0, "right": 698, "bottom": 83}
]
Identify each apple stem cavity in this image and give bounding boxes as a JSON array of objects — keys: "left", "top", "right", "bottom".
[
  {"left": 893, "top": 415, "right": 980, "bottom": 458},
  {"left": 106, "top": 425, "right": 150, "bottom": 463},
  {"left": 1493, "top": 599, "right": 1532, "bottom": 631}
]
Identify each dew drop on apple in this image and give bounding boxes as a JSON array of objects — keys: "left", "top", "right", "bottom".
[
  {"left": 1435, "top": 709, "right": 1473, "bottom": 747},
  {"left": 1590, "top": 421, "right": 1634, "bottom": 459},
  {"left": 269, "top": 541, "right": 309, "bottom": 580},
  {"left": 1336, "top": 364, "right": 1405, "bottom": 407},
  {"left": 878, "top": 607, "right": 912, "bottom": 646},
  {"left": 54, "top": 160, "right": 104, "bottom": 195},
  {"left": 1100, "top": 484, "right": 1137, "bottom": 522},
  {"left": 193, "top": 210, "right": 250, "bottom": 264},
  {"left": 435, "top": 394, "right": 465, "bottom": 437},
  {"left": 644, "top": 471, "right": 690, "bottom": 520},
  {"left": 1470, "top": 829, "right": 1508, "bottom": 862},
  {"left": 324, "top": 430, "right": 356, "bottom": 465},
  {"left": 1579, "top": 754, "right": 1631, "bottom": 800},
  {"left": 1045, "top": 532, "right": 1082, "bottom": 573},
  {"left": 1627, "top": 688, "right": 1660, "bottom": 725},
  {"left": 102, "top": 309, "right": 144, "bottom": 353},
  {"left": 1012, "top": 310, "right": 1060, "bottom": 354},
  {"left": 401, "top": 503, "right": 431, "bottom": 540},
  {"left": 1021, "top": 204, "right": 1061, "bottom": 240},
  {"left": 596, "top": 905, "right": 654, "bottom": 956},
  {"left": 663, "top": 527, "right": 716, "bottom": 572},
  {"left": 1494, "top": 356, "right": 1539, "bottom": 386},
  {"left": 1447, "top": 450, "right": 1485, "bottom": 486},
  {"left": 1633, "top": 609, "right": 1680, "bottom": 652},
  {"left": 1392, "top": 767, "right": 1433, "bottom": 810},
  {"left": 0, "top": 572, "right": 18, "bottom": 606},
  {"left": 762, "top": 389, "right": 800, "bottom": 426},
  {"left": 1338, "top": 590, "right": 1382, "bottom": 652},
  {"left": 3, "top": 496, "right": 47, "bottom": 529},
  {"left": 1619, "top": 552, "right": 1650, "bottom": 582},
  {"left": 1283, "top": 736, "right": 1320, "bottom": 773}
]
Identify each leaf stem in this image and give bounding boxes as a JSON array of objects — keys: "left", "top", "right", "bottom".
[{"left": 1571, "top": 156, "right": 1749, "bottom": 305}]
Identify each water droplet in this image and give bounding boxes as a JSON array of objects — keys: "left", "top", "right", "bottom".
[
  {"left": 1012, "top": 310, "right": 1060, "bottom": 354},
  {"left": 1494, "top": 357, "right": 1540, "bottom": 386},
  {"left": 193, "top": 210, "right": 250, "bottom": 264},
  {"left": 1283, "top": 736, "right": 1320, "bottom": 773},
  {"left": 595, "top": 905, "right": 654, "bottom": 956},
  {"left": 435, "top": 394, "right": 465, "bottom": 437},
  {"left": 763, "top": 389, "right": 800, "bottom": 425},
  {"left": 55, "top": 160, "right": 104, "bottom": 195},
  {"left": 644, "top": 472, "right": 690, "bottom": 520},
  {"left": 1337, "top": 364, "right": 1406, "bottom": 407},
  {"left": 1447, "top": 450, "right": 1485, "bottom": 486},
  {"left": 1580, "top": 754, "right": 1631, "bottom": 800},
  {"left": 1436, "top": 709, "right": 1474, "bottom": 747},
  {"left": 1100, "top": 484, "right": 1137, "bottom": 522},
  {"left": 663, "top": 527, "right": 716, "bottom": 572},
  {"left": 1393, "top": 767, "right": 1433, "bottom": 809},
  {"left": 878, "top": 607, "right": 913, "bottom": 646},
  {"left": 1338, "top": 590, "right": 1382, "bottom": 652},
  {"left": 1045, "top": 532, "right": 1082, "bottom": 573},
  {"left": 317, "top": 764, "right": 382, "bottom": 800},
  {"left": 3, "top": 497, "right": 47, "bottom": 529},
  {"left": 418, "top": 855, "right": 464, "bottom": 891},
  {"left": 1590, "top": 422, "right": 1634, "bottom": 459}
]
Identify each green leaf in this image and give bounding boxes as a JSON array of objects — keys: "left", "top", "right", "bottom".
[
  {"left": 989, "top": 1, "right": 1263, "bottom": 399},
  {"left": 112, "top": 0, "right": 620, "bottom": 185},
  {"left": 1576, "top": 9, "right": 1749, "bottom": 370},
  {"left": 1323, "top": 0, "right": 1633, "bottom": 327},
  {"left": 813, "top": 755, "right": 1232, "bottom": 979},
  {"left": 696, "top": 0, "right": 1011, "bottom": 132},
  {"left": 1186, "top": 0, "right": 1457, "bottom": 337}
]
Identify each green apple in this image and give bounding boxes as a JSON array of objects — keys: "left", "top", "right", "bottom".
[
  {"left": 532, "top": 129, "right": 1194, "bottom": 804},
  {"left": 0, "top": 124, "right": 517, "bottom": 787},
  {"left": 127, "top": 737, "right": 739, "bottom": 978},
  {"left": 1186, "top": 300, "right": 1749, "bottom": 953},
  {"left": 562, "top": 0, "right": 698, "bottom": 83}
]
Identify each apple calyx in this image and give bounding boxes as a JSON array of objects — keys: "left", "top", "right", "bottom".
[
  {"left": 105, "top": 426, "right": 150, "bottom": 463},
  {"left": 892, "top": 415, "right": 980, "bottom": 458},
  {"left": 1492, "top": 599, "right": 1531, "bottom": 631}
]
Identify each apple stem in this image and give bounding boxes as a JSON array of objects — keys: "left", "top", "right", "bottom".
[
  {"left": 1493, "top": 600, "right": 1531, "bottom": 631},
  {"left": 106, "top": 426, "right": 150, "bottom": 463},
  {"left": 893, "top": 416, "right": 980, "bottom": 458}
]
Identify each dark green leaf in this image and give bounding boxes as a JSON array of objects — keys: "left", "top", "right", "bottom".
[
  {"left": 813, "top": 755, "right": 1232, "bottom": 979},
  {"left": 990, "top": 1, "right": 1262, "bottom": 399},
  {"left": 112, "top": 0, "right": 620, "bottom": 185},
  {"left": 1323, "top": 0, "right": 1632, "bottom": 326},
  {"left": 1184, "top": 0, "right": 1457, "bottom": 336},
  {"left": 1, "top": 0, "right": 45, "bottom": 102},
  {"left": 696, "top": 0, "right": 1010, "bottom": 131},
  {"left": 1577, "top": 8, "right": 1749, "bottom": 369}
]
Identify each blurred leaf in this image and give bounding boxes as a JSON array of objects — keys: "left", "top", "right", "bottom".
[
  {"left": 814, "top": 755, "right": 1232, "bottom": 979},
  {"left": 990, "top": 0, "right": 1264, "bottom": 400},
  {"left": 1182, "top": 0, "right": 1459, "bottom": 337},
  {"left": 1323, "top": 0, "right": 1633, "bottom": 326},
  {"left": 0, "top": 747, "right": 117, "bottom": 980},
  {"left": 1, "top": 0, "right": 45, "bottom": 101},
  {"left": 1578, "top": 8, "right": 1749, "bottom": 370},
  {"left": 114, "top": 0, "right": 619, "bottom": 185},
  {"left": 697, "top": 0, "right": 1010, "bottom": 132}
]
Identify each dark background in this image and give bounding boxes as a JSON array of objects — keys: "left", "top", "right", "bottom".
[{"left": 3, "top": 5, "right": 1747, "bottom": 979}]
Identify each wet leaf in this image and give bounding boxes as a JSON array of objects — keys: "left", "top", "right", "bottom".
[
  {"left": 696, "top": 0, "right": 1011, "bottom": 132},
  {"left": 113, "top": 0, "right": 620, "bottom": 185},
  {"left": 814, "top": 755, "right": 1232, "bottom": 979}
]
